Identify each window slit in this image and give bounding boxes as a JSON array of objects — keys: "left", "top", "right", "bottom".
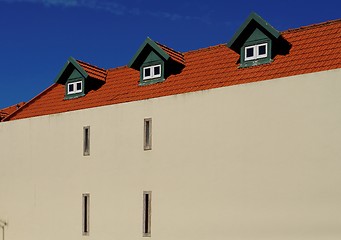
[
  {"left": 83, "top": 126, "right": 90, "bottom": 156},
  {"left": 143, "top": 191, "right": 151, "bottom": 237},
  {"left": 144, "top": 118, "right": 152, "bottom": 150},
  {"left": 82, "top": 193, "right": 90, "bottom": 235}
]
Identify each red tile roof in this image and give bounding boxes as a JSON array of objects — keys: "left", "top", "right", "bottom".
[
  {"left": 4, "top": 19, "right": 341, "bottom": 121},
  {"left": 0, "top": 102, "right": 25, "bottom": 121},
  {"left": 156, "top": 41, "right": 185, "bottom": 65},
  {"left": 77, "top": 60, "right": 107, "bottom": 81}
]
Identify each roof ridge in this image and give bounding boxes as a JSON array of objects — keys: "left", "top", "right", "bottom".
[
  {"left": 184, "top": 43, "right": 227, "bottom": 54},
  {"left": 77, "top": 59, "right": 107, "bottom": 82},
  {"left": 282, "top": 18, "right": 341, "bottom": 33},
  {"left": 107, "top": 65, "right": 129, "bottom": 71},
  {"left": 0, "top": 102, "right": 25, "bottom": 121},
  {"left": 154, "top": 40, "right": 185, "bottom": 65},
  {"left": 155, "top": 41, "right": 184, "bottom": 56},
  {"left": 0, "top": 102, "right": 25, "bottom": 113},
  {"left": 76, "top": 59, "right": 107, "bottom": 72},
  {"left": 111, "top": 44, "right": 227, "bottom": 69}
]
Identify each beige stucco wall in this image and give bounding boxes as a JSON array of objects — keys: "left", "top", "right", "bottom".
[{"left": 1, "top": 69, "right": 341, "bottom": 240}]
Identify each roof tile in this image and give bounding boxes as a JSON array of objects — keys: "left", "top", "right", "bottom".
[
  {"left": 156, "top": 41, "right": 185, "bottom": 65},
  {"left": 77, "top": 60, "right": 107, "bottom": 81},
  {"left": 0, "top": 102, "right": 25, "bottom": 121}
]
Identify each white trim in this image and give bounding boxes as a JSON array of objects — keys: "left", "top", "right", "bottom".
[
  {"left": 245, "top": 43, "right": 268, "bottom": 61},
  {"left": 143, "top": 65, "right": 161, "bottom": 80},
  {"left": 67, "top": 81, "right": 83, "bottom": 94},
  {"left": 257, "top": 43, "right": 268, "bottom": 59},
  {"left": 245, "top": 45, "right": 256, "bottom": 61}
]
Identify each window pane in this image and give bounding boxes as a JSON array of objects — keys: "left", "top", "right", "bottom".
[
  {"left": 246, "top": 47, "right": 254, "bottom": 58},
  {"left": 68, "top": 84, "right": 74, "bottom": 92},
  {"left": 154, "top": 66, "right": 160, "bottom": 75},
  {"left": 144, "top": 68, "right": 151, "bottom": 77},
  {"left": 258, "top": 45, "right": 266, "bottom": 55},
  {"left": 77, "top": 82, "right": 82, "bottom": 91}
]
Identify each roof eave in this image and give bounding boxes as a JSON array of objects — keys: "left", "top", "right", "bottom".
[{"left": 2, "top": 84, "right": 56, "bottom": 121}]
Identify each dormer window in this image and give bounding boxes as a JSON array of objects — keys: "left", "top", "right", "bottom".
[
  {"left": 245, "top": 43, "right": 268, "bottom": 61},
  {"left": 143, "top": 65, "right": 161, "bottom": 80},
  {"left": 67, "top": 81, "right": 83, "bottom": 94}
]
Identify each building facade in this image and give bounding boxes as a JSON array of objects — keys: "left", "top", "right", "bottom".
[{"left": 1, "top": 13, "right": 341, "bottom": 240}]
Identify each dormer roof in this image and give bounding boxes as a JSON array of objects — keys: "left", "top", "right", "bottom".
[
  {"left": 54, "top": 57, "right": 106, "bottom": 84},
  {"left": 54, "top": 57, "right": 89, "bottom": 84},
  {"left": 227, "top": 12, "right": 281, "bottom": 53},
  {"left": 128, "top": 37, "right": 184, "bottom": 70},
  {"left": 53, "top": 57, "right": 107, "bottom": 99}
]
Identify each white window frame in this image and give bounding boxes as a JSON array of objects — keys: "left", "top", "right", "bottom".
[
  {"left": 143, "top": 65, "right": 161, "bottom": 80},
  {"left": 245, "top": 43, "right": 268, "bottom": 61},
  {"left": 67, "top": 81, "right": 83, "bottom": 94}
]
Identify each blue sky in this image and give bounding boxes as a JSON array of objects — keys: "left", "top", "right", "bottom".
[{"left": 0, "top": 0, "right": 340, "bottom": 109}]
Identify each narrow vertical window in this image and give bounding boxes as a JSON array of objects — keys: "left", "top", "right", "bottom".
[
  {"left": 83, "top": 126, "right": 90, "bottom": 156},
  {"left": 144, "top": 118, "right": 152, "bottom": 150},
  {"left": 82, "top": 193, "right": 90, "bottom": 235},
  {"left": 143, "top": 191, "right": 152, "bottom": 237}
]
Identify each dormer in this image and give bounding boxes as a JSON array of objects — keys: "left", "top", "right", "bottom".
[
  {"left": 55, "top": 57, "right": 106, "bottom": 99},
  {"left": 128, "top": 38, "right": 185, "bottom": 86},
  {"left": 227, "top": 12, "right": 290, "bottom": 68},
  {"left": 54, "top": 57, "right": 88, "bottom": 99}
]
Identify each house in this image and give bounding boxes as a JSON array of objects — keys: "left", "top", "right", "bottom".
[{"left": 0, "top": 13, "right": 341, "bottom": 240}]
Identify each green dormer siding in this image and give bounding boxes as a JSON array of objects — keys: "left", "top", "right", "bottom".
[
  {"left": 65, "top": 69, "right": 86, "bottom": 99},
  {"left": 69, "top": 69, "right": 83, "bottom": 79},
  {"left": 241, "top": 28, "right": 272, "bottom": 67},
  {"left": 139, "top": 51, "right": 165, "bottom": 86}
]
